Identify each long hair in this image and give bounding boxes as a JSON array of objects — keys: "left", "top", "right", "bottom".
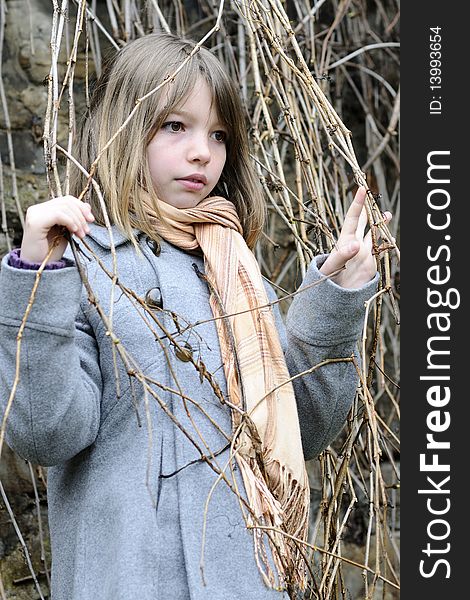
[{"left": 71, "top": 32, "right": 265, "bottom": 249}]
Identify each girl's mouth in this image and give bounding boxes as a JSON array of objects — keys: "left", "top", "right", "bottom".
[
  {"left": 177, "top": 174, "right": 207, "bottom": 192},
  {"left": 177, "top": 178, "right": 206, "bottom": 191}
]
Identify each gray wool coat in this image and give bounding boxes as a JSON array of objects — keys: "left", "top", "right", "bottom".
[{"left": 0, "top": 223, "right": 378, "bottom": 600}]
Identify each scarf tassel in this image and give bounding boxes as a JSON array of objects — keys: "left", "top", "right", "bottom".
[{"left": 237, "top": 454, "right": 310, "bottom": 593}]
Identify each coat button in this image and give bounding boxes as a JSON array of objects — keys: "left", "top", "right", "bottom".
[
  {"left": 145, "top": 287, "right": 163, "bottom": 309},
  {"left": 146, "top": 236, "right": 161, "bottom": 256},
  {"left": 175, "top": 342, "right": 193, "bottom": 362}
]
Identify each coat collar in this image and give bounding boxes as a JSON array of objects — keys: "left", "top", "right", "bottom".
[
  {"left": 86, "top": 222, "right": 142, "bottom": 249},
  {"left": 85, "top": 222, "right": 204, "bottom": 259}
]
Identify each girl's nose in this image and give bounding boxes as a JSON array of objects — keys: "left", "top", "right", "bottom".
[{"left": 187, "top": 134, "right": 211, "bottom": 164}]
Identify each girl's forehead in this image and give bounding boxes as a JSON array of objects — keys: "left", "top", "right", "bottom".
[{"left": 164, "top": 77, "right": 225, "bottom": 122}]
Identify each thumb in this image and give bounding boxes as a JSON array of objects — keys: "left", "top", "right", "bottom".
[
  {"left": 319, "top": 240, "right": 360, "bottom": 276},
  {"left": 345, "top": 240, "right": 360, "bottom": 257},
  {"left": 335, "top": 239, "right": 360, "bottom": 267}
]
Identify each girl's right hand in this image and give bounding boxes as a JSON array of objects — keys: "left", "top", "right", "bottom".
[{"left": 20, "top": 196, "right": 95, "bottom": 264}]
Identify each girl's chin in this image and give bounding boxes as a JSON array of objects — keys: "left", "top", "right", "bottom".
[{"left": 160, "top": 197, "right": 202, "bottom": 209}]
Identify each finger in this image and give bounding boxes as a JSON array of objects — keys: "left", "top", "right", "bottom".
[
  {"left": 49, "top": 211, "right": 81, "bottom": 238},
  {"left": 61, "top": 206, "right": 85, "bottom": 233},
  {"left": 60, "top": 196, "right": 95, "bottom": 223},
  {"left": 59, "top": 207, "right": 90, "bottom": 238},
  {"left": 67, "top": 203, "right": 93, "bottom": 232},
  {"left": 342, "top": 186, "right": 367, "bottom": 237},
  {"left": 80, "top": 202, "right": 95, "bottom": 222}
]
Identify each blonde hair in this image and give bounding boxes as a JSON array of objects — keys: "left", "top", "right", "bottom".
[{"left": 71, "top": 33, "right": 265, "bottom": 249}]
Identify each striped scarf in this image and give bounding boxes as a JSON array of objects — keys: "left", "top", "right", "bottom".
[{"left": 142, "top": 194, "right": 310, "bottom": 592}]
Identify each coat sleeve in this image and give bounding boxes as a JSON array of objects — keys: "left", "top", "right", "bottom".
[
  {"left": 266, "top": 255, "right": 379, "bottom": 461},
  {"left": 0, "top": 255, "right": 102, "bottom": 466}
]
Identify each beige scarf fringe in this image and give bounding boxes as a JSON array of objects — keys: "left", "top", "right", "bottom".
[{"left": 142, "top": 194, "right": 310, "bottom": 592}]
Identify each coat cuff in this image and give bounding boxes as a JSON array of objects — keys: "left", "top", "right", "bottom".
[
  {"left": 286, "top": 254, "right": 380, "bottom": 344},
  {"left": 0, "top": 254, "right": 82, "bottom": 332}
]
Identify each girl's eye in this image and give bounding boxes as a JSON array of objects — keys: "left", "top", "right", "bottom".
[
  {"left": 163, "top": 121, "right": 183, "bottom": 132},
  {"left": 212, "top": 131, "right": 227, "bottom": 143}
]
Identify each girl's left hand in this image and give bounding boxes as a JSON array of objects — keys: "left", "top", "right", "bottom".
[{"left": 319, "top": 186, "right": 392, "bottom": 289}]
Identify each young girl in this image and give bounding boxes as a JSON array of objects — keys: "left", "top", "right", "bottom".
[{"left": 0, "top": 33, "right": 389, "bottom": 600}]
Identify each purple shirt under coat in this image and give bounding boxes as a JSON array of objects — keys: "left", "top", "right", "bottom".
[{"left": 8, "top": 248, "right": 73, "bottom": 270}]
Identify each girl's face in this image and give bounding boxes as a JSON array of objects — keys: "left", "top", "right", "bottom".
[{"left": 146, "top": 78, "right": 228, "bottom": 209}]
